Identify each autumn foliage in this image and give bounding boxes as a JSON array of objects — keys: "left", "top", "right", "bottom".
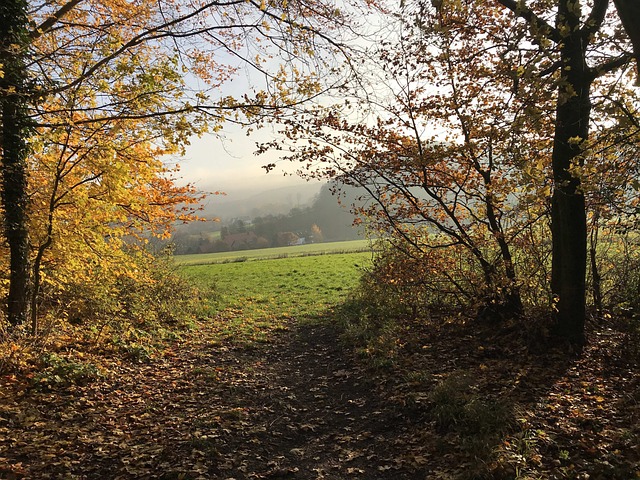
[
  {"left": 1, "top": 0, "right": 350, "bottom": 333},
  {"left": 266, "top": 0, "right": 640, "bottom": 342},
  {"left": 1, "top": 0, "right": 640, "bottom": 477}
]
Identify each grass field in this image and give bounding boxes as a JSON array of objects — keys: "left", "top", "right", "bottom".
[
  {"left": 181, "top": 250, "right": 373, "bottom": 344},
  {"left": 175, "top": 239, "right": 374, "bottom": 265}
]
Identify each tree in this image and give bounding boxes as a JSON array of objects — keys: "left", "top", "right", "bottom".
[
  {"left": 273, "top": 2, "right": 553, "bottom": 318},
  {"left": 429, "top": 0, "right": 639, "bottom": 343},
  {"left": 492, "top": 0, "right": 638, "bottom": 345},
  {"left": 27, "top": 90, "right": 205, "bottom": 334},
  {"left": 1, "top": 0, "right": 351, "bottom": 329},
  {"left": 1, "top": 0, "right": 33, "bottom": 328},
  {"left": 267, "top": 0, "right": 640, "bottom": 344},
  {"left": 311, "top": 223, "right": 323, "bottom": 242}
]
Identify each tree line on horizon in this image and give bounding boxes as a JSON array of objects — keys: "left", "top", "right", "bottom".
[{"left": 170, "top": 182, "right": 363, "bottom": 254}]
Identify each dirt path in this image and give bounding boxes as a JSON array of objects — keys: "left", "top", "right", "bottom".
[
  {"left": 204, "top": 322, "right": 423, "bottom": 479},
  {"left": 0, "top": 320, "right": 428, "bottom": 479},
  {"left": 2, "top": 317, "right": 639, "bottom": 479}
]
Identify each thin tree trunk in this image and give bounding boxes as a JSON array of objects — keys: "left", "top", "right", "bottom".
[
  {"left": 589, "top": 223, "right": 603, "bottom": 321},
  {"left": 0, "top": 0, "right": 32, "bottom": 327},
  {"left": 480, "top": 141, "right": 523, "bottom": 318},
  {"left": 30, "top": 163, "right": 61, "bottom": 335},
  {"left": 30, "top": 241, "right": 51, "bottom": 336}
]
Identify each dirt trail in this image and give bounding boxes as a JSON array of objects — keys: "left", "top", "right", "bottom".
[
  {"left": 2, "top": 317, "right": 639, "bottom": 479},
  {"left": 0, "top": 320, "right": 428, "bottom": 480},
  {"left": 205, "top": 321, "right": 422, "bottom": 479}
]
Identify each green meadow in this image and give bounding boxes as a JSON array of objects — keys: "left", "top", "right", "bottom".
[
  {"left": 180, "top": 242, "right": 374, "bottom": 344},
  {"left": 175, "top": 239, "right": 373, "bottom": 265}
]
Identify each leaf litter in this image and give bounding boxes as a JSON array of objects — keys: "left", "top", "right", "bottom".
[{"left": 0, "top": 315, "right": 639, "bottom": 479}]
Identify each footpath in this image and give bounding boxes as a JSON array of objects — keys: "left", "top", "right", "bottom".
[
  {"left": 0, "top": 320, "right": 432, "bottom": 479},
  {"left": 1, "top": 316, "right": 639, "bottom": 479}
]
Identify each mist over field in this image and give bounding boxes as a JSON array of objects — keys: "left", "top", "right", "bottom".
[
  {"left": 170, "top": 181, "right": 366, "bottom": 255},
  {"left": 198, "top": 182, "right": 324, "bottom": 220}
]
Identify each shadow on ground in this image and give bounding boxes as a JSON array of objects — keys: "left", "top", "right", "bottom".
[{"left": 0, "top": 315, "right": 638, "bottom": 479}]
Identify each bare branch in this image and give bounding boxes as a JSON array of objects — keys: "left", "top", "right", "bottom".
[{"left": 30, "top": 0, "right": 85, "bottom": 40}]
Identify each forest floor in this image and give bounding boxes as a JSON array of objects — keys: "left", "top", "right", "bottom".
[{"left": 0, "top": 314, "right": 639, "bottom": 479}]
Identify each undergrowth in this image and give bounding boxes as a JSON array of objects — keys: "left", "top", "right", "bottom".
[
  {"left": 0, "top": 250, "right": 211, "bottom": 380},
  {"left": 33, "top": 352, "right": 103, "bottom": 389}
]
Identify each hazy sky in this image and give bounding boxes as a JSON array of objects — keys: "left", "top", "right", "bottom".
[
  {"left": 174, "top": 49, "right": 321, "bottom": 197},
  {"left": 176, "top": 124, "right": 318, "bottom": 197}
]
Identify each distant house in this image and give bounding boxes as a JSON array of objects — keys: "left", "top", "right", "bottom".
[
  {"left": 289, "top": 237, "right": 306, "bottom": 246},
  {"left": 276, "top": 231, "right": 299, "bottom": 247}
]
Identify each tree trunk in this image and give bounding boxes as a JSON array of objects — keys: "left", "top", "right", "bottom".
[
  {"left": 589, "top": 240, "right": 603, "bottom": 321},
  {"left": 613, "top": 0, "right": 640, "bottom": 83},
  {"left": 484, "top": 184, "right": 523, "bottom": 317},
  {"left": 30, "top": 170, "right": 60, "bottom": 335},
  {"left": 550, "top": 1, "right": 591, "bottom": 346},
  {"left": 551, "top": 188, "right": 586, "bottom": 345},
  {"left": 0, "top": 0, "right": 32, "bottom": 327}
]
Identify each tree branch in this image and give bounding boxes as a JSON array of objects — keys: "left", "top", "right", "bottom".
[
  {"left": 30, "top": 0, "right": 85, "bottom": 40},
  {"left": 582, "top": 0, "right": 609, "bottom": 40},
  {"left": 494, "top": 0, "right": 560, "bottom": 43},
  {"left": 591, "top": 52, "right": 633, "bottom": 80}
]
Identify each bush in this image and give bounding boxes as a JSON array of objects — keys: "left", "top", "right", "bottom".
[
  {"left": 116, "top": 252, "right": 206, "bottom": 327},
  {"left": 428, "top": 373, "right": 516, "bottom": 479},
  {"left": 25, "top": 245, "right": 213, "bottom": 359},
  {"left": 336, "top": 281, "right": 402, "bottom": 368},
  {"left": 589, "top": 232, "right": 640, "bottom": 313},
  {"left": 43, "top": 247, "right": 207, "bottom": 332},
  {"left": 34, "top": 352, "right": 102, "bottom": 389},
  {"left": 430, "top": 373, "right": 513, "bottom": 457}
]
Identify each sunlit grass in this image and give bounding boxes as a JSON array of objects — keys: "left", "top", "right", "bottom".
[
  {"left": 174, "top": 239, "right": 373, "bottom": 265},
  {"left": 182, "top": 252, "right": 373, "bottom": 345}
]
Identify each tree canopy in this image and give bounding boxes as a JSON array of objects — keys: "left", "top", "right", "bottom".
[
  {"left": 0, "top": 0, "right": 353, "bottom": 331},
  {"left": 264, "top": 0, "right": 640, "bottom": 344}
]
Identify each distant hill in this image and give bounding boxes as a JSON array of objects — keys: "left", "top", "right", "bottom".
[
  {"left": 171, "top": 181, "right": 367, "bottom": 254},
  {"left": 199, "top": 182, "right": 324, "bottom": 221}
]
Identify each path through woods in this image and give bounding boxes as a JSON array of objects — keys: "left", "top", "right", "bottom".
[
  {"left": 1, "top": 316, "right": 639, "bottom": 479},
  {"left": 0, "top": 320, "right": 429, "bottom": 479}
]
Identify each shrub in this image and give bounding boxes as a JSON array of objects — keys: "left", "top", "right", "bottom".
[
  {"left": 34, "top": 352, "right": 102, "bottom": 388},
  {"left": 41, "top": 246, "right": 208, "bottom": 335},
  {"left": 430, "top": 373, "right": 514, "bottom": 459},
  {"left": 116, "top": 251, "right": 206, "bottom": 327},
  {"left": 336, "top": 281, "right": 402, "bottom": 368}
]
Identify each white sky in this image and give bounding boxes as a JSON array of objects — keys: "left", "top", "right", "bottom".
[{"left": 176, "top": 125, "right": 316, "bottom": 197}]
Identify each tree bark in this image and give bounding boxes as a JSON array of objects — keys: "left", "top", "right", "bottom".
[
  {"left": 613, "top": 0, "right": 640, "bottom": 83},
  {"left": 0, "top": 0, "right": 32, "bottom": 327},
  {"left": 550, "top": 0, "right": 591, "bottom": 346},
  {"left": 589, "top": 217, "right": 603, "bottom": 321}
]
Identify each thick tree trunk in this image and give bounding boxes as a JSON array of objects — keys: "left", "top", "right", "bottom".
[
  {"left": 0, "top": 0, "right": 32, "bottom": 327},
  {"left": 550, "top": 187, "right": 586, "bottom": 344},
  {"left": 550, "top": 2, "right": 591, "bottom": 346}
]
